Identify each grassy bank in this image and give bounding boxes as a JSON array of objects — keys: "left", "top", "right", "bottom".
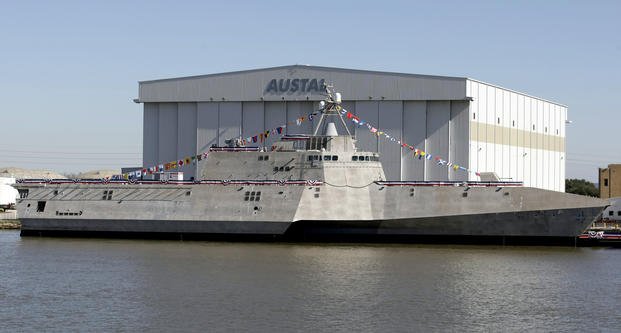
[{"left": 0, "top": 220, "right": 20, "bottom": 229}]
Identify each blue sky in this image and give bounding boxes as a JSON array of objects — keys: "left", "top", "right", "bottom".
[{"left": 0, "top": 0, "right": 619, "bottom": 181}]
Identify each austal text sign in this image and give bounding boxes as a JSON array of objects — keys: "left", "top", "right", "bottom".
[{"left": 266, "top": 78, "right": 326, "bottom": 93}]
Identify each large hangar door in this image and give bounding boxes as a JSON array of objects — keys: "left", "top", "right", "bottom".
[
  {"left": 378, "top": 101, "right": 402, "bottom": 181},
  {"left": 264, "top": 102, "right": 286, "bottom": 148},
  {"left": 449, "top": 101, "right": 469, "bottom": 181},
  {"left": 218, "top": 102, "right": 242, "bottom": 146},
  {"left": 286, "top": 102, "right": 313, "bottom": 135},
  {"left": 402, "top": 101, "right": 426, "bottom": 181},
  {"left": 177, "top": 103, "right": 197, "bottom": 178},
  {"left": 426, "top": 101, "right": 450, "bottom": 181},
  {"left": 354, "top": 101, "right": 379, "bottom": 153},
  {"left": 242, "top": 102, "right": 264, "bottom": 146},
  {"left": 197, "top": 102, "right": 219, "bottom": 154}
]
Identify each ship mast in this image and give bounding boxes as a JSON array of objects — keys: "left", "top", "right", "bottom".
[{"left": 312, "top": 85, "right": 352, "bottom": 136}]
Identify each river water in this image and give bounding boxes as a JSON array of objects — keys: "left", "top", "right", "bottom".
[{"left": 1, "top": 230, "right": 619, "bottom": 332}]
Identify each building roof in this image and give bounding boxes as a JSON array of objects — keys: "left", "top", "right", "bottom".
[
  {"left": 139, "top": 64, "right": 467, "bottom": 84},
  {"left": 137, "top": 65, "right": 565, "bottom": 106},
  {"left": 138, "top": 65, "right": 469, "bottom": 102}
]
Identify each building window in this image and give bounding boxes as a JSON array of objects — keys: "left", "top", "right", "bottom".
[
  {"left": 545, "top": 127, "right": 548, "bottom": 133},
  {"left": 352, "top": 156, "right": 358, "bottom": 161},
  {"left": 605, "top": 179, "right": 609, "bottom": 186},
  {"left": 532, "top": 125, "right": 535, "bottom": 131},
  {"left": 497, "top": 117, "right": 500, "bottom": 124},
  {"left": 37, "top": 201, "right": 46, "bottom": 212},
  {"left": 618, "top": 211, "right": 621, "bottom": 216},
  {"left": 332, "top": 155, "right": 338, "bottom": 161},
  {"left": 512, "top": 120, "right": 515, "bottom": 127},
  {"left": 609, "top": 211, "right": 614, "bottom": 216},
  {"left": 473, "top": 113, "right": 476, "bottom": 120}
]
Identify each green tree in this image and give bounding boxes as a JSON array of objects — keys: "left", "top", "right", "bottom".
[{"left": 565, "top": 179, "right": 599, "bottom": 197}]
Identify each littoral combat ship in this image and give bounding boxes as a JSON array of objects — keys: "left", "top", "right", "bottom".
[{"left": 15, "top": 88, "right": 607, "bottom": 244}]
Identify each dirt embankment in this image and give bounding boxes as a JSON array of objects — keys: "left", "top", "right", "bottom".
[{"left": 0, "top": 220, "right": 20, "bottom": 229}]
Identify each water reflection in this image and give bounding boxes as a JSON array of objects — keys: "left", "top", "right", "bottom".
[{"left": 2, "top": 232, "right": 620, "bottom": 332}]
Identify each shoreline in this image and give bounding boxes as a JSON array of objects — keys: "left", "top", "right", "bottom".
[{"left": 0, "top": 220, "right": 20, "bottom": 229}]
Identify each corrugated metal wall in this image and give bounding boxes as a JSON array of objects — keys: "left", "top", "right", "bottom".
[
  {"left": 143, "top": 100, "right": 471, "bottom": 181},
  {"left": 467, "top": 80, "right": 566, "bottom": 191}
]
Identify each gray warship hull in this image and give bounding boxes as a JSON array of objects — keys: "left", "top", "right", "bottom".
[{"left": 16, "top": 179, "right": 605, "bottom": 244}]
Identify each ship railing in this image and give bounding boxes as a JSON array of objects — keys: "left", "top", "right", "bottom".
[
  {"left": 16, "top": 179, "right": 523, "bottom": 187},
  {"left": 375, "top": 181, "right": 524, "bottom": 187},
  {"left": 208, "top": 147, "right": 261, "bottom": 152},
  {"left": 15, "top": 179, "right": 324, "bottom": 186}
]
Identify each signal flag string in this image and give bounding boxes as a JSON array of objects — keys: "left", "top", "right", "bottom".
[{"left": 122, "top": 107, "right": 480, "bottom": 179}]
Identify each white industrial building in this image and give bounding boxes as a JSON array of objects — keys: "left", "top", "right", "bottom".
[{"left": 137, "top": 65, "right": 566, "bottom": 191}]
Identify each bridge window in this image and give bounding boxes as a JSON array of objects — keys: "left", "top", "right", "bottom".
[
  {"left": 305, "top": 137, "right": 328, "bottom": 150},
  {"left": 18, "top": 189, "right": 29, "bottom": 199},
  {"left": 102, "top": 190, "right": 113, "bottom": 200}
]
